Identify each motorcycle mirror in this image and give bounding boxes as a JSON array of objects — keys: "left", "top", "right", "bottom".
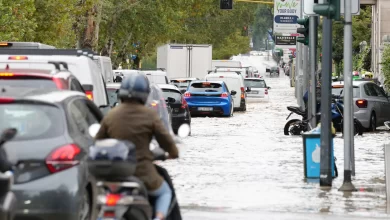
[
  {"left": 0, "top": 128, "right": 17, "bottom": 142},
  {"left": 177, "top": 124, "right": 190, "bottom": 138},
  {"left": 88, "top": 123, "right": 101, "bottom": 138}
]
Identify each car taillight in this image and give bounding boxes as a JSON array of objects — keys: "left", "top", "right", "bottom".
[
  {"left": 45, "top": 144, "right": 81, "bottom": 173},
  {"left": 356, "top": 99, "right": 367, "bottom": 108},
  {"left": 85, "top": 91, "right": 93, "bottom": 100},
  {"left": 105, "top": 194, "right": 121, "bottom": 206},
  {"left": 181, "top": 97, "right": 188, "bottom": 109},
  {"left": 221, "top": 92, "right": 228, "bottom": 97},
  {"left": 103, "top": 211, "right": 115, "bottom": 218},
  {"left": 184, "top": 92, "right": 191, "bottom": 97},
  {"left": 8, "top": 56, "right": 28, "bottom": 60},
  {"left": 265, "top": 88, "right": 268, "bottom": 95},
  {"left": 0, "top": 97, "right": 14, "bottom": 103},
  {"left": 0, "top": 73, "right": 14, "bottom": 77}
]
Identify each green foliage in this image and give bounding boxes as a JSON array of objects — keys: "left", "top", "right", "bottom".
[
  {"left": 381, "top": 45, "right": 390, "bottom": 90},
  {"left": 252, "top": 5, "right": 273, "bottom": 50}
]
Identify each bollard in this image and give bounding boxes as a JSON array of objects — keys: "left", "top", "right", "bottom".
[{"left": 385, "top": 143, "right": 390, "bottom": 213}]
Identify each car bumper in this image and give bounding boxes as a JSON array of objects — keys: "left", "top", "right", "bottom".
[
  {"left": 187, "top": 103, "right": 230, "bottom": 116},
  {"left": 247, "top": 96, "right": 269, "bottom": 102},
  {"left": 354, "top": 109, "right": 370, "bottom": 128},
  {"left": 13, "top": 166, "right": 87, "bottom": 220}
]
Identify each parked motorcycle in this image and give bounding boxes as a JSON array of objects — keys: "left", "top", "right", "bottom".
[
  {"left": 87, "top": 124, "right": 189, "bottom": 220},
  {"left": 0, "top": 128, "right": 17, "bottom": 220},
  {"left": 284, "top": 95, "right": 363, "bottom": 136}
]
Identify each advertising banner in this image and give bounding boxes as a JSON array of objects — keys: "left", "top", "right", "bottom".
[
  {"left": 275, "top": 36, "right": 296, "bottom": 46},
  {"left": 273, "top": 0, "right": 301, "bottom": 34}
]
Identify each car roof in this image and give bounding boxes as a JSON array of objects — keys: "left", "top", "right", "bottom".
[
  {"left": 141, "top": 70, "right": 167, "bottom": 75},
  {"left": 0, "top": 86, "right": 86, "bottom": 103},
  {"left": 171, "top": 77, "right": 199, "bottom": 81},
  {"left": 191, "top": 80, "right": 225, "bottom": 84},
  {"left": 206, "top": 72, "right": 242, "bottom": 78},
  {"left": 158, "top": 84, "right": 180, "bottom": 91},
  {"left": 106, "top": 83, "right": 121, "bottom": 89},
  {"left": 0, "top": 69, "right": 72, "bottom": 79}
]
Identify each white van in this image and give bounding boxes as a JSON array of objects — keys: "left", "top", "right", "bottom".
[
  {"left": 139, "top": 70, "right": 169, "bottom": 84},
  {"left": 205, "top": 71, "right": 247, "bottom": 111},
  {"left": 0, "top": 55, "right": 109, "bottom": 107},
  {"left": 94, "top": 56, "right": 114, "bottom": 83}
]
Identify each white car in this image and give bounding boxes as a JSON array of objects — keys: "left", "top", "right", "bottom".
[{"left": 244, "top": 78, "right": 270, "bottom": 101}]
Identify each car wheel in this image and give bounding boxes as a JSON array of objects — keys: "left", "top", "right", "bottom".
[
  {"left": 79, "top": 190, "right": 91, "bottom": 220},
  {"left": 369, "top": 113, "right": 376, "bottom": 132}
]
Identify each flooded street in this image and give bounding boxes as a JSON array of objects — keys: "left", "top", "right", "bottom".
[{"left": 162, "top": 55, "right": 390, "bottom": 219}]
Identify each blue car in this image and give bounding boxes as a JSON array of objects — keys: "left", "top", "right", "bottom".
[{"left": 184, "top": 81, "right": 236, "bottom": 117}]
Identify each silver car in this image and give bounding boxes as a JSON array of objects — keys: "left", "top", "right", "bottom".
[{"left": 331, "top": 81, "right": 390, "bottom": 131}]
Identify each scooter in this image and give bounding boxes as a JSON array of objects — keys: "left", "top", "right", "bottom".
[
  {"left": 88, "top": 124, "right": 190, "bottom": 220},
  {"left": 284, "top": 95, "right": 363, "bottom": 136},
  {"left": 0, "top": 128, "right": 17, "bottom": 220}
]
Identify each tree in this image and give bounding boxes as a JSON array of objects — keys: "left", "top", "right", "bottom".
[{"left": 252, "top": 4, "right": 274, "bottom": 50}]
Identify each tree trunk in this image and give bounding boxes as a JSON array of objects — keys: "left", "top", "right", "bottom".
[{"left": 80, "top": 0, "right": 102, "bottom": 50}]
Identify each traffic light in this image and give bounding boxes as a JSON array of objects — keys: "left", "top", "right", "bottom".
[
  {"left": 297, "top": 17, "right": 309, "bottom": 45},
  {"left": 220, "top": 0, "right": 232, "bottom": 10},
  {"left": 313, "top": 0, "right": 340, "bottom": 21}
]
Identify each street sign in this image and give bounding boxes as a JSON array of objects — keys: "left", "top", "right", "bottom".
[
  {"left": 273, "top": 0, "right": 301, "bottom": 34},
  {"left": 275, "top": 36, "right": 297, "bottom": 46},
  {"left": 303, "top": 0, "right": 360, "bottom": 16}
]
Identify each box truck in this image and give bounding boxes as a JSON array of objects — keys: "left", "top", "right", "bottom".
[{"left": 157, "top": 44, "right": 212, "bottom": 79}]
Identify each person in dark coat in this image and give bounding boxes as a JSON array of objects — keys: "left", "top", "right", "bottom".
[{"left": 95, "top": 73, "right": 178, "bottom": 220}]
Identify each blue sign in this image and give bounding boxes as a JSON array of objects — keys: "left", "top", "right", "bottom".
[
  {"left": 303, "top": 134, "right": 335, "bottom": 178},
  {"left": 274, "top": 15, "right": 299, "bottom": 24}
]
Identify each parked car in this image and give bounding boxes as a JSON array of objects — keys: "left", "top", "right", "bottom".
[
  {"left": 0, "top": 61, "right": 85, "bottom": 93},
  {"left": 184, "top": 81, "right": 235, "bottom": 117},
  {"left": 244, "top": 78, "right": 270, "bottom": 101},
  {"left": 0, "top": 87, "right": 103, "bottom": 220},
  {"left": 158, "top": 84, "right": 191, "bottom": 134},
  {"left": 0, "top": 49, "right": 110, "bottom": 108},
  {"left": 205, "top": 70, "right": 247, "bottom": 111},
  {"left": 331, "top": 81, "right": 390, "bottom": 131},
  {"left": 170, "top": 78, "right": 199, "bottom": 93}
]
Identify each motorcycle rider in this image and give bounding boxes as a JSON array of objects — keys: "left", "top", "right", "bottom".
[{"left": 94, "top": 73, "right": 178, "bottom": 220}]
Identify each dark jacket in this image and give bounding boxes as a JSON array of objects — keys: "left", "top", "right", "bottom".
[{"left": 95, "top": 101, "right": 178, "bottom": 191}]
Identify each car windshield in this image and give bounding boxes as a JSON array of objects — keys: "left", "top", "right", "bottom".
[
  {"left": 189, "top": 82, "right": 223, "bottom": 92},
  {"left": 162, "top": 89, "right": 182, "bottom": 103},
  {"left": 107, "top": 88, "right": 119, "bottom": 106},
  {"left": 0, "top": 103, "right": 63, "bottom": 141},
  {"left": 244, "top": 79, "right": 266, "bottom": 88},
  {"left": 331, "top": 86, "right": 360, "bottom": 98},
  {"left": 0, "top": 78, "right": 57, "bottom": 88}
]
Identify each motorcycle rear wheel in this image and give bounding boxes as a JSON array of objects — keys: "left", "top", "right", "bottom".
[{"left": 284, "top": 119, "right": 305, "bottom": 135}]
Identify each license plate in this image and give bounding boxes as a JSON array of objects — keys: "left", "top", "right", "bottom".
[
  {"left": 198, "top": 107, "right": 213, "bottom": 111},
  {"left": 249, "top": 91, "right": 259, "bottom": 94}
]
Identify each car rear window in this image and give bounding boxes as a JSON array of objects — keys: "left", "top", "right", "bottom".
[
  {"left": 189, "top": 82, "right": 223, "bottom": 92},
  {"left": 0, "top": 78, "right": 57, "bottom": 88},
  {"left": 162, "top": 89, "right": 182, "bottom": 103},
  {"left": 245, "top": 79, "right": 266, "bottom": 88},
  {"left": 331, "top": 86, "right": 360, "bottom": 98},
  {"left": 146, "top": 75, "right": 168, "bottom": 84},
  {"left": 0, "top": 103, "right": 63, "bottom": 141},
  {"left": 107, "top": 88, "right": 119, "bottom": 105},
  {"left": 171, "top": 80, "right": 191, "bottom": 88}
]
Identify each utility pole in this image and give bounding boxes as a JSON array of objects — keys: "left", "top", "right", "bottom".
[
  {"left": 308, "top": 16, "right": 318, "bottom": 128},
  {"left": 339, "top": 0, "right": 357, "bottom": 192},
  {"left": 296, "top": 1, "right": 304, "bottom": 109},
  {"left": 313, "top": 0, "right": 341, "bottom": 187}
]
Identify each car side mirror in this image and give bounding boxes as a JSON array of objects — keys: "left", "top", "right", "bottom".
[
  {"left": 231, "top": 90, "right": 237, "bottom": 96},
  {"left": 266, "top": 68, "right": 270, "bottom": 72},
  {"left": 167, "top": 97, "right": 176, "bottom": 103},
  {"left": 246, "top": 87, "right": 251, "bottom": 92},
  {"left": 0, "top": 128, "right": 17, "bottom": 143},
  {"left": 267, "top": 87, "right": 271, "bottom": 90}
]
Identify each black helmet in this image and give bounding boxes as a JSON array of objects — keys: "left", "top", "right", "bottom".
[{"left": 118, "top": 73, "right": 150, "bottom": 104}]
